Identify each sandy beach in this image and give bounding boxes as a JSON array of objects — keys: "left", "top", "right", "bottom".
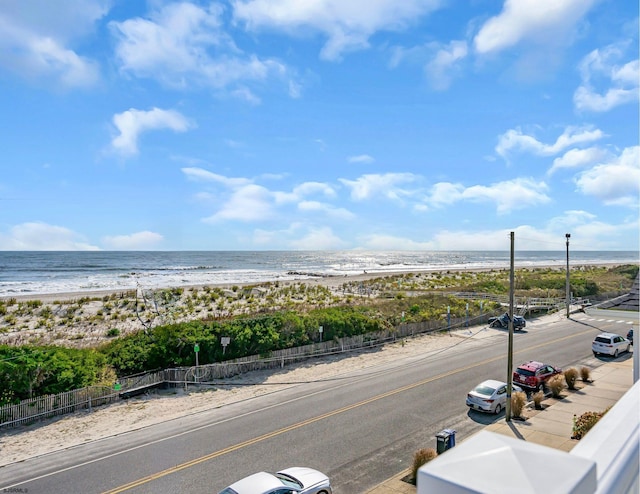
[
  {"left": 0, "top": 263, "right": 628, "bottom": 349},
  {"left": 0, "top": 268, "right": 470, "bottom": 348}
]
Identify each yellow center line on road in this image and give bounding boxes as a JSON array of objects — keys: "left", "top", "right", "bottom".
[{"left": 103, "top": 328, "right": 592, "bottom": 493}]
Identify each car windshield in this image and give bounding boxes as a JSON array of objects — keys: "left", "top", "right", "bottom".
[
  {"left": 474, "top": 385, "right": 496, "bottom": 395},
  {"left": 516, "top": 368, "right": 535, "bottom": 377},
  {"left": 275, "top": 473, "right": 303, "bottom": 489}
]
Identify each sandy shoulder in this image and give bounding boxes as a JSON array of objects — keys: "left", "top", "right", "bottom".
[{"left": 0, "top": 330, "right": 479, "bottom": 466}]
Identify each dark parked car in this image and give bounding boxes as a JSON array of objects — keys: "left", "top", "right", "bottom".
[
  {"left": 488, "top": 312, "right": 526, "bottom": 330},
  {"left": 627, "top": 329, "right": 633, "bottom": 345}
]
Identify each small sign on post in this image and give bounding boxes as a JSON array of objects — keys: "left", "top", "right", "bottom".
[
  {"left": 221, "top": 336, "right": 230, "bottom": 354},
  {"left": 319, "top": 326, "right": 324, "bottom": 341},
  {"left": 194, "top": 343, "right": 199, "bottom": 382}
]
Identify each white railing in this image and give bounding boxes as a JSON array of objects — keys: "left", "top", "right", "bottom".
[{"left": 570, "top": 377, "right": 639, "bottom": 494}]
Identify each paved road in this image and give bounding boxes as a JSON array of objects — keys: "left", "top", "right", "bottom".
[{"left": 0, "top": 313, "right": 632, "bottom": 493}]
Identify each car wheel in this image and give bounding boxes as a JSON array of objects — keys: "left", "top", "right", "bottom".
[
  {"left": 494, "top": 404, "right": 502, "bottom": 415},
  {"left": 614, "top": 349, "right": 619, "bottom": 358}
]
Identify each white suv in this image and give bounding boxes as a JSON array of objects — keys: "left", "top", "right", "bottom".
[{"left": 592, "top": 332, "right": 631, "bottom": 357}]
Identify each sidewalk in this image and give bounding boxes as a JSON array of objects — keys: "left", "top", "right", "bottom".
[{"left": 366, "top": 357, "right": 634, "bottom": 493}]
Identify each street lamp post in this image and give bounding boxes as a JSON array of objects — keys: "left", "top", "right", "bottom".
[{"left": 566, "top": 233, "right": 571, "bottom": 318}]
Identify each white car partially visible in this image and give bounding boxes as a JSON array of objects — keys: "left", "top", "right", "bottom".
[
  {"left": 218, "top": 467, "right": 332, "bottom": 494},
  {"left": 592, "top": 332, "right": 631, "bottom": 357},
  {"left": 466, "top": 379, "right": 523, "bottom": 414}
]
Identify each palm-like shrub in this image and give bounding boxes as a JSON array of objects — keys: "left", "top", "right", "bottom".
[
  {"left": 511, "top": 391, "right": 527, "bottom": 418},
  {"left": 564, "top": 367, "right": 579, "bottom": 390},
  {"left": 548, "top": 374, "right": 565, "bottom": 398},
  {"left": 580, "top": 366, "right": 591, "bottom": 382},
  {"left": 532, "top": 390, "right": 544, "bottom": 409}
]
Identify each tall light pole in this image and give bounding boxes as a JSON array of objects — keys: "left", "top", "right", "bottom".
[
  {"left": 506, "top": 231, "right": 515, "bottom": 422},
  {"left": 566, "top": 233, "right": 571, "bottom": 318}
]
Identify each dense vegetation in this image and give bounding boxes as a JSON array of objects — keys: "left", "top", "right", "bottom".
[{"left": 1, "top": 264, "right": 637, "bottom": 405}]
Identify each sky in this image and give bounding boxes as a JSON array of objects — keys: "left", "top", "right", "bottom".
[{"left": 0, "top": 0, "right": 638, "bottom": 252}]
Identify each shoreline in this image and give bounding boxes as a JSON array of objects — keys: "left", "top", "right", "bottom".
[
  {"left": 0, "top": 261, "right": 626, "bottom": 304},
  {"left": 0, "top": 262, "right": 633, "bottom": 349}
]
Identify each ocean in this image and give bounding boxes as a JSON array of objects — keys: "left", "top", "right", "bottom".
[{"left": 0, "top": 251, "right": 637, "bottom": 297}]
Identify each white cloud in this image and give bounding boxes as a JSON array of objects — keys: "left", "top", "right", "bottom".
[
  {"left": 574, "top": 44, "right": 639, "bottom": 112},
  {"left": 184, "top": 170, "right": 340, "bottom": 224},
  {"left": 474, "top": 0, "right": 597, "bottom": 55},
  {"left": 427, "top": 178, "right": 551, "bottom": 214},
  {"left": 232, "top": 0, "right": 441, "bottom": 61},
  {"left": 203, "top": 184, "right": 275, "bottom": 222},
  {"left": 292, "top": 182, "right": 337, "bottom": 198},
  {"left": 102, "top": 231, "right": 163, "bottom": 250},
  {"left": 111, "top": 107, "right": 194, "bottom": 156},
  {"left": 424, "top": 40, "right": 467, "bottom": 90},
  {"left": 0, "top": 222, "right": 99, "bottom": 251},
  {"left": 0, "top": 0, "right": 106, "bottom": 87},
  {"left": 110, "top": 2, "right": 288, "bottom": 91},
  {"left": 548, "top": 147, "right": 611, "bottom": 175},
  {"left": 427, "top": 182, "right": 465, "bottom": 207},
  {"left": 348, "top": 154, "right": 375, "bottom": 164},
  {"left": 273, "top": 181, "right": 336, "bottom": 204},
  {"left": 575, "top": 146, "right": 640, "bottom": 206},
  {"left": 496, "top": 125, "right": 605, "bottom": 161},
  {"left": 182, "top": 167, "right": 252, "bottom": 188},
  {"left": 339, "top": 173, "right": 418, "bottom": 201},
  {"left": 298, "top": 201, "right": 355, "bottom": 220},
  {"left": 289, "top": 226, "right": 347, "bottom": 249},
  {"left": 379, "top": 209, "right": 638, "bottom": 250},
  {"left": 231, "top": 87, "right": 262, "bottom": 105}
]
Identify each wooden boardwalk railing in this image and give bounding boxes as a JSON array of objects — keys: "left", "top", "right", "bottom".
[
  {"left": 0, "top": 386, "right": 118, "bottom": 429},
  {"left": 0, "top": 313, "right": 488, "bottom": 429}
]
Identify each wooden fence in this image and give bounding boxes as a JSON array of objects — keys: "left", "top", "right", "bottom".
[
  {"left": 164, "top": 315, "right": 479, "bottom": 384},
  {"left": 0, "top": 386, "right": 119, "bottom": 429},
  {"left": 0, "top": 313, "right": 481, "bottom": 429}
]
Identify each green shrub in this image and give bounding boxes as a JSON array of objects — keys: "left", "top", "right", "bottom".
[
  {"left": 412, "top": 448, "right": 438, "bottom": 481},
  {"left": 564, "top": 367, "right": 579, "bottom": 390},
  {"left": 511, "top": 391, "right": 527, "bottom": 418},
  {"left": 580, "top": 366, "right": 591, "bottom": 382},
  {"left": 548, "top": 374, "right": 565, "bottom": 398},
  {"left": 106, "top": 328, "right": 120, "bottom": 337}
]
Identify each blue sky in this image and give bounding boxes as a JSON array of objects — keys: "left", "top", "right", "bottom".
[{"left": 0, "top": 0, "right": 638, "bottom": 251}]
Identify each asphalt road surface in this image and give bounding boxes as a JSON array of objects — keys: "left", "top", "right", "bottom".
[{"left": 0, "top": 312, "right": 633, "bottom": 494}]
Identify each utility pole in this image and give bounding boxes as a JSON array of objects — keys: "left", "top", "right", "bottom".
[
  {"left": 506, "top": 231, "right": 515, "bottom": 422},
  {"left": 566, "top": 233, "right": 571, "bottom": 318}
]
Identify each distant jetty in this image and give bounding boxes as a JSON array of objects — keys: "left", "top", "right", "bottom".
[{"left": 287, "top": 271, "right": 335, "bottom": 278}]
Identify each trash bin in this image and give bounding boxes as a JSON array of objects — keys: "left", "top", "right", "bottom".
[{"left": 436, "top": 428, "right": 456, "bottom": 454}]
